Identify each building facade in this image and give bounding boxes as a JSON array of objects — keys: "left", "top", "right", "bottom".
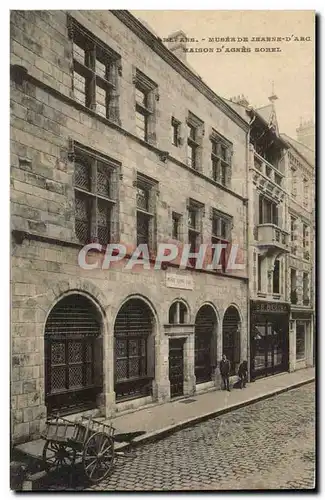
[
  {"left": 10, "top": 10, "right": 249, "bottom": 444},
  {"left": 247, "top": 100, "right": 291, "bottom": 380},
  {"left": 281, "top": 132, "right": 315, "bottom": 372},
  {"left": 227, "top": 94, "right": 315, "bottom": 381}
]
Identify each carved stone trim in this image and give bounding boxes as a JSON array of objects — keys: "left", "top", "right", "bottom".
[
  {"left": 10, "top": 64, "right": 28, "bottom": 85},
  {"left": 158, "top": 151, "right": 169, "bottom": 163}
]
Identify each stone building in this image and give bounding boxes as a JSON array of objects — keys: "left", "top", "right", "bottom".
[
  {"left": 227, "top": 94, "right": 291, "bottom": 380},
  {"left": 227, "top": 94, "right": 315, "bottom": 380},
  {"left": 10, "top": 10, "right": 249, "bottom": 444},
  {"left": 280, "top": 132, "right": 315, "bottom": 372}
]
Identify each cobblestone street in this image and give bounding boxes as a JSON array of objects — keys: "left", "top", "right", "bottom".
[{"left": 84, "top": 382, "right": 315, "bottom": 491}]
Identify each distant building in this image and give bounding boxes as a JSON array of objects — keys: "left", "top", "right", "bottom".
[
  {"left": 281, "top": 132, "right": 315, "bottom": 372},
  {"left": 296, "top": 120, "right": 315, "bottom": 152}
]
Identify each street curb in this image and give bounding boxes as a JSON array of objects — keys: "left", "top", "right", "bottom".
[
  {"left": 118, "top": 376, "right": 315, "bottom": 451},
  {"left": 19, "top": 376, "right": 314, "bottom": 490}
]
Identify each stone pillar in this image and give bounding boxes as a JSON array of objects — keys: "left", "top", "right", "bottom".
[
  {"left": 103, "top": 313, "right": 115, "bottom": 418},
  {"left": 156, "top": 333, "right": 170, "bottom": 402},
  {"left": 184, "top": 334, "right": 195, "bottom": 396},
  {"left": 215, "top": 320, "right": 223, "bottom": 388},
  {"left": 289, "top": 319, "right": 296, "bottom": 372},
  {"left": 152, "top": 327, "right": 170, "bottom": 403}
]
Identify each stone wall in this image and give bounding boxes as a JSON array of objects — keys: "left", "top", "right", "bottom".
[
  {"left": 11, "top": 239, "right": 248, "bottom": 443},
  {"left": 10, "top": 10, "right": 249, "bottom": 443}
]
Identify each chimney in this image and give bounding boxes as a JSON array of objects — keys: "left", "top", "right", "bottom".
[
  {"left": 296, "top": 119, "right": 315, "bottom": 151},
  {"left": 166, "top": 30, "right": 187, "bottom": 64},
  {"left": 230, "top": 94, "right": 250, "bottom": 107}
]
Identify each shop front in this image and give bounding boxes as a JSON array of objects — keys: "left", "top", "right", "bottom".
[
  {"left": 290, "top": 310, "right": 314, "bottom": 371},
  {"left": 250, "top": 300, "right": 290, "bottom": 380}
]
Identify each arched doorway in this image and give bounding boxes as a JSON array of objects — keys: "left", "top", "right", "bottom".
[
  {"left": 45, "top": 294, "right": 102, "bottom": 415},
  {"left": 222, "top": 306, "right": 241, "bottom": 375},
  {"left": 114, "top": 298, "right": 155, "bottom": 401},
  {"left": 194, "top": 305, "right": 217, "bottom": 384}
]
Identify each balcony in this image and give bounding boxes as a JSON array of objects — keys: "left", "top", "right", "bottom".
[
  {"left": 256, "top": 224, "right": 290, "bottom": 255},
  {"left": 252, "top": 152, "right": 286, "bottom": 203}
]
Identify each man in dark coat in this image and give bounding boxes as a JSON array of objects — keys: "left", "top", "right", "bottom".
[
  {"left": 220, "top": 354, "right": 231, "bottom": 392},
  {"left": 238, "top": 360, "right": 248, "bottom": 389}
]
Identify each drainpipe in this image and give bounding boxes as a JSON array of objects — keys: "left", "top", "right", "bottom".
[{"left": 246, "top": 112, "right": 256, "bottom": 382}]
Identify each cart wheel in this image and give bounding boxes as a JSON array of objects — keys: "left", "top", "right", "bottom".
[
  {"left": 42, "top": 440, "right": 76, "bottom": 472},
  {"left": 82, "top": 432, "right": 115, "bottom": 483}
]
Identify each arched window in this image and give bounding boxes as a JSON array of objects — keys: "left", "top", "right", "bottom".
[
  {"left": 168, "top": 301, "right": 188, "bottom": 324},
  {"left": 222, "top": 306, "right": 241, "bottom": 375},
  {"left": 114, "top": 298, "right": 155, "bottom": 401},
  {"left": 45, "top": 294, "right": 102, "bottom": 415},
  {"left": 194, "top": 305, "right": 217, "bottom": 384}
]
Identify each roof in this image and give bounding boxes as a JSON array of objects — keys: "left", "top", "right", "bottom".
[
  {"left": 112, "top": 11, "right": 249, "bottom": 131},
  {"left": 255, "top": 104, "right": 280, "bottom": 136},
  {"left": 221, "top": 98, "right": 251, "bottom": 123},
  {"left": 256, "top": 104, "right": 272, "bottom": 122},
  {"left": 281, "top": 133, "right": 315, "bottom": 167}
]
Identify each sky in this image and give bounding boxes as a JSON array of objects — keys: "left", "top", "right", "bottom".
[{"left": 131, "top": 10, "right": 315, "bottom": 139}]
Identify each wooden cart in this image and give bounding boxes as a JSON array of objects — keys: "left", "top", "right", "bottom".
[{"left": 41, "top": 414, "right": 116, "bottom": 484}]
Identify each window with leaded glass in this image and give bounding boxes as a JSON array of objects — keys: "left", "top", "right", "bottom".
[
  {"left": 114, "top": 299, "right": 154, "bottom": 401},
  {"left": 45, "top": 294, "right": 102, "bottom": 414},
  {"left": 68, "top": 16, "right": 120, "bottom": 121},
  {"left": 74, "top": 145, "right": 119, "bottom": 245},
  {"left": 186, "top": 112, "right": 203, "bottom": 171},
  {"left": 211, "top": 132, "right": 232, "bottom": 187},
  {"left": 136, "top": 174, "right": 157, "bottom": 251},
  {"left": 187, "top": 201, "right": 202, "bottom": 255},
  {"left": 259, "top": 195, "right": 278, "bottom": 225},
  {"left": 211, "top": 209, "right": 231, "bottom": 272},
  {"left": 135, "top": 87, "right": 149, "bottom": 141},
  {"left": 134, "top": 69, "right": 157, "bottom": 143}
]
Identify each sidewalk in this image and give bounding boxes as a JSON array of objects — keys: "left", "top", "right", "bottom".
[
  {"left": 15, "top": 367, "right": 315, "bottom": 463},
  {"left": 109, "top": 367, "right": 315, "bottom": 446}
]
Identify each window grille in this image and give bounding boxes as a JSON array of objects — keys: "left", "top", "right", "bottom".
[
  {"left": 222, "top": 306, "right": 240, "bottom": 375},
  {"left": 195, "top": 305, "right": 216, "bottom": 384},
  {"left": 114, "top": 299, "right": 154, "bottom": 401},
  {"left": 45, "top": 294, "right": 101, "bottom": 414}
]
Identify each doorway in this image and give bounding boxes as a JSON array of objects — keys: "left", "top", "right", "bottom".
[{"left": 169, "top": 338, "right": 185, "bottom": 398}]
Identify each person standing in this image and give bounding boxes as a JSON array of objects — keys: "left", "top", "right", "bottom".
[
  {"left": 238, "top": 360, "right": 248, "bottom": 389},
  {"left": 220, "top": 354, "right": 231, "bottom": 392}
]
